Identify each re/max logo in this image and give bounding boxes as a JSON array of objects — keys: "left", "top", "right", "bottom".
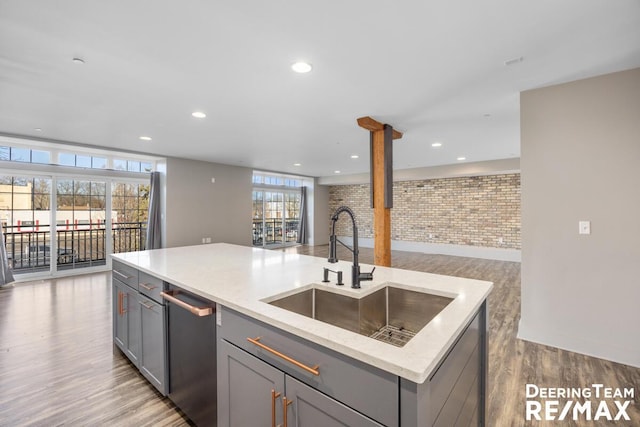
[{"left": 525, "top": 400, "right": 631, "bottom": 421}]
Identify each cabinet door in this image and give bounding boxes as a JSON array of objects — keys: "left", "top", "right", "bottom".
[
  {"left": 139, "top": 297, "right": 167, "bottom": 395},
  {"left": 112, "top": 279, "right": 127, "bottom": 351},
  {"left": 218, "top": 339, "right": 285, "bottom": 427},
  {"left": 124, "top": 285, "right": 141, "bottom": 367},
  {"left": 285, "top": 376, "right": 384, "bottom": 427}
]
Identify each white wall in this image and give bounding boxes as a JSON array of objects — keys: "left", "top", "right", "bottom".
[
  {"left": 519, "top": 68, "right": 640, "bottom": 368},
  {"left": 164, "top": 157, "right": 253, "bottom": 248}
]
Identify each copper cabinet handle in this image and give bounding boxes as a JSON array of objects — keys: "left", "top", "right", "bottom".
[
  {"left": 139, "top": 300, "right": 154, "bottom": 310},
  {"left": 121, "top": 293, "right": 127, "bottom": 314},
  {"left": 118, "top": 292, "right": 123, "bottom": 315},
  {"left": 113, "top": 269, "right": 130, "bottom": 280},
  {"left": 271, "top": 389, "right": 281, "bottom": 427},
  {"left": 160, "top": 290, "right": 213, "bottom": 316},
  {"left": 283, "top": 396, "right": 292, "bottom": 427},
  {"left": 139, "top": 283, "right": 157, "bottom": 291},
  {"left": 247, "top": 337, "right": 320, "bottom": 376}
]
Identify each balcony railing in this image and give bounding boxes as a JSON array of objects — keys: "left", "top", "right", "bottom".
[
  {"left": 252, "top": 218, "right": 299, "bottom": 246},
  {"left": 4, "top": 222, "right": 146, "bottom": 273}
]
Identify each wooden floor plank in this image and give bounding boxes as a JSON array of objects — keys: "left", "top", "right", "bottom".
[{"left": 1, "top": 246, "right": 638, "bottom": 426}]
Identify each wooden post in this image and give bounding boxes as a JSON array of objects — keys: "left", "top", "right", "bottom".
[{"left": 357, "top": 116, "right": 403, "bottom": 267}]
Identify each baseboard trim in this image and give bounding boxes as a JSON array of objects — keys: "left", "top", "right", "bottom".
[{"left": 336, "top": 236, "right": 521, "bottom": 262}]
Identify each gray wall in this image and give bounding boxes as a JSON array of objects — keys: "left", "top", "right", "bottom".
[
  {"left": 519, "top": 68, "right": 640, "bottom": 367},
  {"left": 309, "top": 180, "right": 330, "bottom": 246},
  {"left": 164, "top": 157, "right": 253, "bottom": 248}
]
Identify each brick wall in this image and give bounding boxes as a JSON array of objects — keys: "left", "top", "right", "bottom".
[{"left": 328, "top": 173, "right": 521, "bottom": 250}]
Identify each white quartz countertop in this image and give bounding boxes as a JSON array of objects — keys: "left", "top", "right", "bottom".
[{"left": 112, "top": 243, "right": 492, "bottom": 383}]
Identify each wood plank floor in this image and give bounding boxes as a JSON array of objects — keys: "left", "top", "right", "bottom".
[{"left": 0, "top": 246, "right": 638, "bottom": 426}]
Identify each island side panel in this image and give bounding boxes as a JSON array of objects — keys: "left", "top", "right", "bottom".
[{"left": 400, "top": 301, "right": 487, "bottom": 426}]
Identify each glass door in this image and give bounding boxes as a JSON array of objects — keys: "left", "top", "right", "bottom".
[
  {"left": 252, "top": 190, "right": 301, "bottom": 248},
  {"left": 0, "top": 175, "right": 52, "bottom": 273},
  {"left": 55, "top": 179, "right": 107, "bottom": 270}
]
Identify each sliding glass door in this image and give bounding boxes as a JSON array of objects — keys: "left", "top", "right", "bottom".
[
  {"left": 0, "top": 172, "right": 148, "bottom": 277},
  {"left": 252, "top": 190, "right": 301, "bottom": 248},
  {"left": 55, "top": 179, "right": 107, "bottom": 270},
  {"left": 0, "top": 175, "right": 52, "bottom": 273}
]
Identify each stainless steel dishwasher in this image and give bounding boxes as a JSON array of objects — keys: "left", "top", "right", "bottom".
[{"left": 162, "top": 286, "right": 217, "bottom": 427}]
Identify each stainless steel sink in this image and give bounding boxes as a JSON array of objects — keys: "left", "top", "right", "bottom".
[{"left": 268, "top": 285, "right": 454, "bottom": 347}]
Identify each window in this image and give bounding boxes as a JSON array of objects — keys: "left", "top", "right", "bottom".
[
  {"left": 0, "top": 138, "right": 158, "bottom": 277},
  {"left": 1, "top": 142, "right": 156, "bottom": 172}
]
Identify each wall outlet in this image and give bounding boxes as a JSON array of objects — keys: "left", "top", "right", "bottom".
[
  {"left": 202, "top": 238, "right": 206, "bottom": 244},
  {"left": 205, "top": 237, "right": 212, "bottom": 243},
  {"left": 579, "top": 221, "right": 591, "bottom": 235},
  {"left": 498, "top": 237, "right": 504, "bottom": 244}
]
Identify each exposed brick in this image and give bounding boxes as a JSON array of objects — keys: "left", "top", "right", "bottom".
[{"left": 328, "top": 173, "right": 521, "bottom": 250}]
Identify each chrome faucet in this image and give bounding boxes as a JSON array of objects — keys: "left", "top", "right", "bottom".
[{"left": 328, "top": 206, "right": 375, "bottom": 289}]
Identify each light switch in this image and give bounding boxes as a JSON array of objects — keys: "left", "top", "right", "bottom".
[{"left": 579, "top": 221, "right": 591, "bottom": 235}]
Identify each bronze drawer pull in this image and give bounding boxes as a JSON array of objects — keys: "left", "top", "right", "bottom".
[
  {"left": 271, "top": 389, "right": 281, "bottom": 427},
  {"left": 139, "top": 283, "right": 157, "bottom": 291},
  {"left": 160, "top": 290, "right": 213, "bottom": 316},
  {"left": 247, "top": 336, "right": 320, "bottom": 376},
  {"left": 283, "top": 396, "right": 292, "bottom": 427},
  {"left": 112, "top": 269, "right": 131, "bottom": 280}
]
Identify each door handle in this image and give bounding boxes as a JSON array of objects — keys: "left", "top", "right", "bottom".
[
  {"left": 113, "top": 269, "right": 130, "bottom": 280},
  {"left": 271, "top": 389, "right": 281, "bottom": 427},
  {"left": 139, "top": 300, "right": 154, "bottom": 310},
  {"left": 247, "top": 337, "right": 319, "bottom": 376},
  {"left": 283, "top": 396, "right": 292, "bottom": 427},
  {"left": 139, "top": 283, "right": 157, "bottom": 291},
  {"left": 160, "top": 290, "right": 213, "bottom": 316}
]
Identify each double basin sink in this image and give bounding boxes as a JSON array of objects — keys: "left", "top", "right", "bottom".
[{"left": 267, "top": 284, "right": 454, "bottom": 347}]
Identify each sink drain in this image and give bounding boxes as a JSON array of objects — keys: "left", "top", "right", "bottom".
[{"left": 369, "top": 325, "right": 416, "bottom": 347}]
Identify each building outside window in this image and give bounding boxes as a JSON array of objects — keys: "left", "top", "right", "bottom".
[
  {"left": 252, "top": 172, "right": 303, "bottom": 248},
  {"left": 0, "top": 138, "right": 158, "bottom": 278}
]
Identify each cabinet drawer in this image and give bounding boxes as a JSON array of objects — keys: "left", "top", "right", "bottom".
[
  {"left": 219, "top": 307, "right": 399, "bottom": 427},
  {"left": 138, "top": 271, "right": 165, "bottom": 304},
  {"left": 112, "top": 260, "right": 139, "bottom": 290}
]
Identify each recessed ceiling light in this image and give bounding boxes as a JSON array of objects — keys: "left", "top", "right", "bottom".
[
  {"left": 431, "top": 142, "right": 442, "bottom": 148},
  {"left": 291, "top": 62, "right": 312, "bottom": 73},
  {"left": 350, "top": 155, "right": 359, "bottom": 159},
  {"left": 334, "top": 170, "right": 341, "bottom": 174},
  {"left": 72, "top": 57, "right": 85, "bottom": 64},
  {"left": 483, "top": 113, "right": 492, "bottom": 118},
  {"left": 457, "top": 156, "right": 466, "bottom": 161},
  {"left": 139, "top": 136, "right": 152, "bottom": 141},
  {"left": 192, "top": 111, "right": 206, "bottom": 118},
  {"left": 293, "top": 163, "right": 301, "bottom": 166},
  {"left": 34, "top": 128, "right": 42, "bottom": 132}
]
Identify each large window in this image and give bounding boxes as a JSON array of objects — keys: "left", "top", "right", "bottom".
[
  {"left": 252, "top": 172, "right": 304, "bottom": 248},
  {"left": 112, "top": 182, "right": 149, "bottom": 253},
  {"left": 1, "top": 176, "right": 52, "bottom": 273},
  {"left": 0, "top": 137, "right": 158, "bottom": 277}
]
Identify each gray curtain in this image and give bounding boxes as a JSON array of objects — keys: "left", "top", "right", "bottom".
[
  {"left": 0, "top": 224, "right": 15, "bottom": 286},
  {"left": 145, "top": 171, "right": 162, "bottom": 250},
  {"left": 296, "top": 186, "right": 308, "bottom": 244}
]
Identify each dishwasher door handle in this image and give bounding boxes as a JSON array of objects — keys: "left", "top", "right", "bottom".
[{"left": 161, "top": 290, "right": 213, "bottom": 316}]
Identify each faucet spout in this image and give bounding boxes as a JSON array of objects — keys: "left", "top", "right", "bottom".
[{"left": 328, "top": 206, "right": 374, "bottom": 289}]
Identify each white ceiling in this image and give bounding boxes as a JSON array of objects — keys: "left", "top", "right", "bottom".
[{"left": 1, "top": 1, "right": 639, "bottom": 179}]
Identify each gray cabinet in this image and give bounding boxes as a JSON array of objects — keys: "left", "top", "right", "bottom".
[
  {"left": 218, "top": 339, "right": 382, "bottom": 427},
  {"left": 112, "top": 262, "right": 168, "bottom": 396},
  {"left": 112, "top": 276, "right": 141, "bottom": 368},
  {"left": 139, "top": 295, "right": 167, "bottom": 395},
  {"left": 219, "top": 303, "right": 487, "bottom": 427}
]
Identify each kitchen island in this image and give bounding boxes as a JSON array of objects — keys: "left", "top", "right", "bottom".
[{"left": 112, "top": 243, "right": 492, "bottom": 426}]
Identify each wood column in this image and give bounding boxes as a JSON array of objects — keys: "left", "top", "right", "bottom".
[{"left": 357, "top": 116, "right": 403, "bottom": 267}]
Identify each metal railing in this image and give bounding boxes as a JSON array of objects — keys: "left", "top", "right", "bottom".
[
  {"left": 4, "top": 222, "right": 146, "bottom": 273},
  {"left": 252, "top": 218, "right": 299, "bottom": 246}
]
